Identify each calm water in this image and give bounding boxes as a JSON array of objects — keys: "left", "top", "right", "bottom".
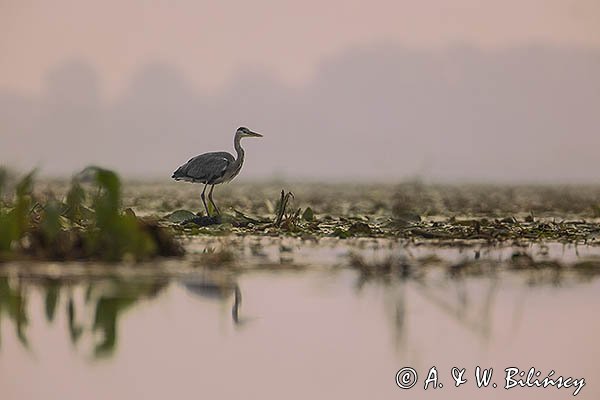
[{"left": 1, "top": 257, "right": 598, "bottom": 399}]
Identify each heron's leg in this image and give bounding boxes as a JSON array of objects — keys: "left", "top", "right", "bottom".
[
  {"left": 208, "top": 184, "right": 220, "bottom": 215},
  {"left": 200, "top": 183, "right": 210, "bottom": 216},
  {"left": 232, "top": 285, "right": 241, "bottom": 324}
]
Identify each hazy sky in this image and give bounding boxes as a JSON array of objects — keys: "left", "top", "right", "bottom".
[
  {"left": 1, "top": 1, "right": 599, "bottom": 182},
  {"left": 2, "top": 0, "right": 599, "bottom": 96}
]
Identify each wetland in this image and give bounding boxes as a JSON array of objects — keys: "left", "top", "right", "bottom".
[{"left": 1, "top": 170, "right": 600, "bottom": 399}]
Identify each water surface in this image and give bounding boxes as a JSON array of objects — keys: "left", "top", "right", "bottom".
[{"left": 1, "top": 260, "right": 598, "bottom": 399}]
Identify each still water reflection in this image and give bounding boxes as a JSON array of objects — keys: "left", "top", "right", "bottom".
[{"left": 1, "top": 266, "right": 599, "bottom": 399}]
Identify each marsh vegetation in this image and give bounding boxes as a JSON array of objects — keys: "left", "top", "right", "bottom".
[
  {"left": 2, "top": 167, "right": 600, "bottom": 266},
  {"left": 0, "top": 167, "right": 182, "bottom": 262},
  {"left": 2, "top": 168, "right": 600, "bottom": 399}
]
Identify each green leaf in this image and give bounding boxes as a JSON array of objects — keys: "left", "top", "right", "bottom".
[
  {"left": 302, "top": 207, "right": 314, "bottom": 221},
  {"left": 41, "top": 201, "right": 63, "bottom": 242},
  {"left": 164, "top": 209, "right": 198, "bottom": 223},
  {"left": 65, "top": 180, "right": 86, "bottom": 223}
]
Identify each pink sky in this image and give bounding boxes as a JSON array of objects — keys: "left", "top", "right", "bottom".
[
  {"left": 2, "top": 0, "right": 599, "bottom": 97},
  {"left": 1, "top": 1, "right": 599, "bottom": 181}
]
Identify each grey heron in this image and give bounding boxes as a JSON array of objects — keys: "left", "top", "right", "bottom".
[{"left": 171, "top": 126, "right": 263, "bottom": 216}]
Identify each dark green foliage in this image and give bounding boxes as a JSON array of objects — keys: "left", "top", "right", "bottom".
[
  {"left": 0, "top": 170, "right": 34, "bottom": 255},
  {"left": 84, "top": 167, "right": 157, "bottom": 261},
  {"left": 0, "top": 166, "right": 183, "bottom": 262},
  {"left": 65, "top": 180, "right": 87, "bottom": 223},
  {"left": 302, "top": 207, "right": 314, "bottom": 221}
]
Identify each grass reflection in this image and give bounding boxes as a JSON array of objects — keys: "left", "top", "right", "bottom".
[
  {"left": 0, "top": 276, "right": 167, "bottom": 358},
  {"left": 350, "top": 250, "right": 600, "bottom": 356},
  {"left": 0, "top": 277, "right": 29, "bottom": 348}
]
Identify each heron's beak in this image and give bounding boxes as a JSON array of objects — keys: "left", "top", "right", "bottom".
[{"left": 248, "top": 131, "right": 263, "bottom": 137}]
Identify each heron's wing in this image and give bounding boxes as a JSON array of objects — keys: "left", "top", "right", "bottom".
[{"left": 173, "top": 152, "right": 234, "bottom": 183}]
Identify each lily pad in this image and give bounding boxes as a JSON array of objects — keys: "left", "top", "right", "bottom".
[{"left": 163, "top": 209, "right": 198, "bottom": 223}]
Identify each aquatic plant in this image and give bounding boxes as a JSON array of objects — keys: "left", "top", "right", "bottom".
[
  {"left": 0, "top": 167, "right": 183, "bottom": 262},
  {"left": 165, "top": 182, "right": 600, "bottom": 244},
  {"left": 0, "top": 170, "right": 34, "bottom": 255}
]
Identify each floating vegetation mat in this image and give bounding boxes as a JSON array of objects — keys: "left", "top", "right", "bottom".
[
  {"left": 167, "top": 209, "right": 600, "bottom": 244},
  {"left": 133, "top": 181, "right": 600, "bottom": 244},
  {"left": 3, "top": 170, "right": 600, "bottom": 266}
]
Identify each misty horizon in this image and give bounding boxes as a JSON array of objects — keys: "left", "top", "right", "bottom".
[{"left": 1, "top": 43, "right": 599, "bottom": 183}]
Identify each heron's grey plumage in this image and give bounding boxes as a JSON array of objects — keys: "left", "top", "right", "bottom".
[
  {"left": 172, "top": 151, "right": 235, "bottom": 184},
  {"left": 172, "top": 126, "right": 262, "bottom": 216}
]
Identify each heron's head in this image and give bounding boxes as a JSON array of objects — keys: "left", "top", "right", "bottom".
[{"left": 236, "top": 126, "right": 263, "bottom": 138}]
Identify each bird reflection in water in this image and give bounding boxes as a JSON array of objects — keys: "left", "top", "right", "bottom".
[{"left": 181, "top": 275, "right": 242, "bottom": 324}]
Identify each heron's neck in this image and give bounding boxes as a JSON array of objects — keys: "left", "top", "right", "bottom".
[{"left": 234, "top": 135, "right": 245, "bottom": 163}]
